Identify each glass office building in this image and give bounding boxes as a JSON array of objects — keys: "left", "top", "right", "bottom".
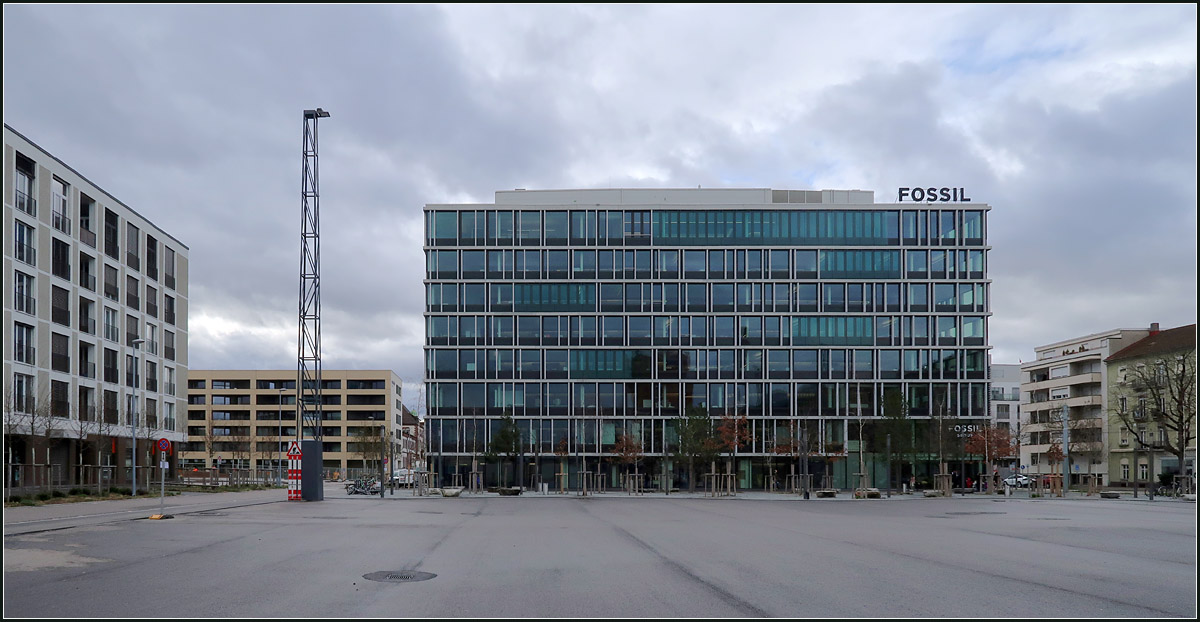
[{"left": 424, "top": 188, "right": 991, "bottom": 489}]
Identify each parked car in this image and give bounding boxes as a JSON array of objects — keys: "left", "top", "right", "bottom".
[
  {"left": 390, "top": 468, "right": 426, "bottom": 487},
  {"left": 1003, "top": 474, "right": 1032, "bottom": 488}
]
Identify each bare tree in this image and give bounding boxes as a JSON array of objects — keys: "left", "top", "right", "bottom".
[
  {"left": 610, "top": 433, "right": 644, "bottom": 492},
  {"left": 3, "top": 382, "right": 33, "bottom": 501},
  {"left": 203, "top": 424, "right": 220, "bottom": 469},
  {"left": 1109, "top": 350, "right": 1197, "bottom": 491},
  {"left": 27, "top": 387, "right": 59, "bottom": 491},
  {"left": 355, "top": 425, "right": 387, "bottom": 474},
  {"left": 675, "top": 405, "right": 719, "bottom": 492}
]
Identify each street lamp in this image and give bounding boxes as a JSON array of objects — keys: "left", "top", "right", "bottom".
[{"left": 131, "top": 338, "right": 145, "bottom": 496}]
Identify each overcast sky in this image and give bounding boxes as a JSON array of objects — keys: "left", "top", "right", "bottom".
[{"left": 4, "top": 4, "right": 1196, "bottom": 411}]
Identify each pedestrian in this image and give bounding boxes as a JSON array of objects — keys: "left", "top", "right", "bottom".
[{"left": 966, "top": 476, "right": 973, "bottom": 490}]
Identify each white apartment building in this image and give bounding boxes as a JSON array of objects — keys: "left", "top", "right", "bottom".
[
  {"left": 989, "top": 363, "right": 1020, "bottom": 435},
  {"left": 1019, "top": 327, "right": 1152, "bottom": 486},
  {"left": 4, "top": 124, "right": 189, "bottom": 490}
]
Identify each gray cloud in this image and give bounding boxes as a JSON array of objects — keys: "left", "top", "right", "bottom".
[{"left": 4, "top": 4, "right": 1195, "bottom": 409}]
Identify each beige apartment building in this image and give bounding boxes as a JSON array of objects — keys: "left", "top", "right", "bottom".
[
  {"left": 1105, "top": 324, "right": 1196, "bottom": 488},
  {"left": 1020, "top": 326, "right": 1153, "bottom": 486},
  {"left": 4, "top": 124, "right": 189, "bottom": 492},
  {"left": 182, "top": 370, "right": 413, "bottom": 476}
]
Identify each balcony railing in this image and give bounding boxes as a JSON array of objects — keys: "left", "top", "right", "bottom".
[
  {"left": 164, "top": 346, "right": 176, "bottom": 361},
  {"left": 15, "top": 242, "right": 36, "bottom": 266},
  {"left": 14, "top": 293, "right": 36, "bottom": 316},
  {"left": 15, "top": 189, "right": 36, "bottom": 216},
  {"left": 127, "top": 252, "right": 140, "bottom": 271},
  {"left": 15, "top": 345, "right": 36, "bottom": 365},
  {"left": 104, "top": 282, "right": 119, "bottom": 301},
  {"left": 79, "top": 228, "right": 97, "bottom": 248},
  {"left": 79, "top": 317, "right": 96, "bottom": 335},
  {"left": 52, "top": 210, "right": 72, "bottom": 235},
  {"left": 165, "top": 310, "right": 176, "bottom": 326},
  {"left": 79, "top": 361, "right": 96, "bottom": 379},
  {"left": 165, "top": 274, "right": 176, "bottom": 290},
  {"left": 51, "top": 353, "right": 71, "bottom": 373},
  {"left": 80, "top": 272, "right": 97, "bottom": 292}
]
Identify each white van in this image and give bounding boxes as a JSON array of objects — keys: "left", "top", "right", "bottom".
[{"left": 390, "top": 469, "right": 415, "bottom": 487}]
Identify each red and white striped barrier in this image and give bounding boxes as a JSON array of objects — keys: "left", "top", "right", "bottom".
[{"left": 287, "top": 441, "right": 302, "bottom": 501}]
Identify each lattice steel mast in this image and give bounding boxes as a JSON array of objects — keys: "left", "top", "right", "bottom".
[{"left": 298, "top": 108, "right": 329, "bottom": 444}]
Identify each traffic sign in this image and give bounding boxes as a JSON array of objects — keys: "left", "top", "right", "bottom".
[
  {"left": 158, "top": 438, "right": 171, "bottom": 452},
  {"left": 287, "top": 441, "right": 302, "bottom": 458}
]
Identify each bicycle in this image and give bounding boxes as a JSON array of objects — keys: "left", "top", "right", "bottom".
[
  {"left": 1156, "top": 485, "right": 1181, "bottom": 498},
  {"left": 345, "top": 477, "right": 381, "bottom": 495}
]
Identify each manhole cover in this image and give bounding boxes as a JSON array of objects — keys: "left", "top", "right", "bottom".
[{"left": 363, "top": 571, "right": 436, "bottom": 583}]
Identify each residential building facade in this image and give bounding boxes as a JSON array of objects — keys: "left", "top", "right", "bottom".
[
  {"left": 181, "top": 370, "right": 405, "bottom": 476},
  {"left": 4, "top": 124, "right": 189, "bottom": 490},
  {"left": 989, "top": 363, "right": 1020, "bottom": 436},
  {"left": 424, "top": 188, "right": 992, "bottom": 489},
  {"left": 1105, "top": 324, "right": 1196, "bottom": 488},
  {"left": 1019, "top": 327, "right": 1152, "bottom": 486}
]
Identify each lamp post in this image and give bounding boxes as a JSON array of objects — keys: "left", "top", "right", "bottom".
[
  {"left": 278, "top": 388, "right": 284, "bottom": 484},
  {"left": 131, "top": 338, "right": 145, "bottom": 496}
]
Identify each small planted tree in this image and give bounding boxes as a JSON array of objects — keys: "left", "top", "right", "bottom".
[
  {"left": 715, "top": 413, "right": 754, "bottom": 494},
  {"left": 675, "top": 405, "right": 719, "bottom": 492},
  {"left": 964, "top": 424, "right": 1015, "bottom": 493},
  {"left": 486, "top": 411, "right": 521, "bottom": 487},
  {"left": 610, "top": 433, "right": 644, "bottom": 492}
]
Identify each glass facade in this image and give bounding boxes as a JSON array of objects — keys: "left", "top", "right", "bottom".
[{"left": 424, "top": 190, "right": 990, "bottom": 488}]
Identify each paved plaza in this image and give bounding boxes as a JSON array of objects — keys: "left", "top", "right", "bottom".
[{"left": 3, "top": 483, "right": 1196, "bottom": 618}]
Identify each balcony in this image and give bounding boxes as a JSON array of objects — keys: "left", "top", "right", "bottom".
[
  {"left": 15, "top": 189, "right": 36, "bottom": 216},
  {"left": 1025, "top": 372, "right": 1102, "bottom": 392},
  {"left": 1024, "top": 395, "right": 1103, "bottom": 413}
]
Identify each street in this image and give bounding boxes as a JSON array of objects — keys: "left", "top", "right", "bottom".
[{"left": 3, "top": 484, "right": 1196, "bottom": 618}]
